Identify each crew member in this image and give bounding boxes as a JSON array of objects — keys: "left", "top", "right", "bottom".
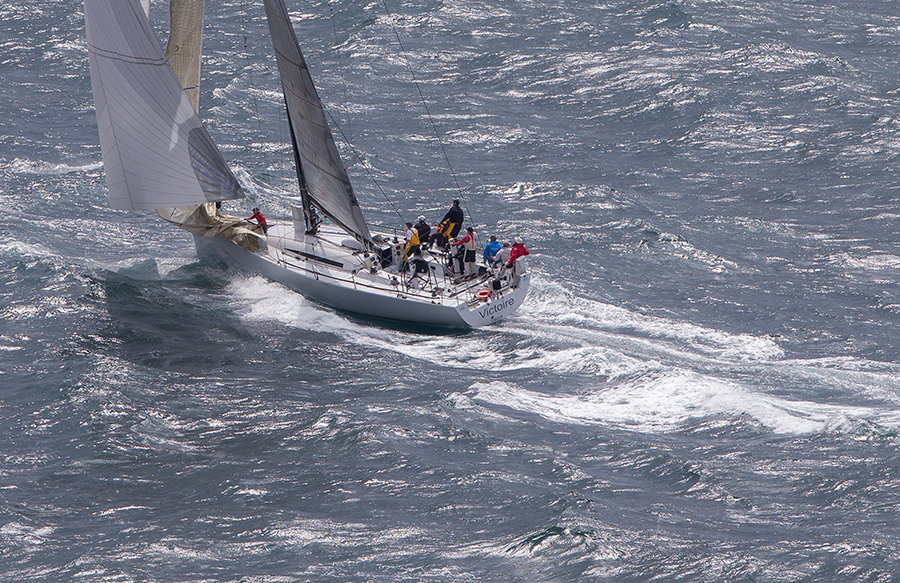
[
  {"left": 451, "top": 226, "right": 478, "bottom": 279},
  {"left": 431, "top": 199, "right": 464, "bottom": 249},
  {"left": 246, "top": 207, "right": 268, "bottom": 235},
  {"left": 483, "top": 235, "right": 502, "bottom": 266},
  {"left": 404, "top": 221, "right": 421, "bottom": 262},
  {"left": 495, "top": 241, "right": 512, "bottom": 270},
  {"left": 506, "top": 237, "right": 529, "bottom": 288},
  {"left": 414, "top": 215, "right": 431, "bottom": 247}
]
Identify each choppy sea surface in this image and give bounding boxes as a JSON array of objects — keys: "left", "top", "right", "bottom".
[{"left": 3, "top": 0, "right": 900, "bottom": 580}]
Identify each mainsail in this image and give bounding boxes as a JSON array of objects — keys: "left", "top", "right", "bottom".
[
  {"left": 84, "top": 0, "right": 244, "bottom": 210},
  {"left": 263, "top": 0, "right": 373, "bottom": 246}
]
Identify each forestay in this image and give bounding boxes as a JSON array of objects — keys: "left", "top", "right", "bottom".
[
  {"left": 263, "top": 0, "right": 373, "bottom": 247},
  {"left": 84, "top": 0, "right": 244, "bottom": 210}
]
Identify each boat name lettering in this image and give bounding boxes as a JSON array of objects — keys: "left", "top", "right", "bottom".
[{"left": 478, "top": 297, "right": 515, "bottom": 319}]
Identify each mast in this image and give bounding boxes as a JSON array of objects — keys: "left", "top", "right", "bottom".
[
  {"left": 284, "top": 101, "right": 317, "bottom": 233},
  {"left": 263, "top": 0, "right": 373, "bottom": 248}
]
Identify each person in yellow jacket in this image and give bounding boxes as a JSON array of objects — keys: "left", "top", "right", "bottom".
[{"left": 404, "top": 221, "right": 421, "bottom": 261}]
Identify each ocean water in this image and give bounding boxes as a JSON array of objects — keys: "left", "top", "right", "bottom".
[{"left": 3, "top": 0, "right": 900, "bottom": 580}]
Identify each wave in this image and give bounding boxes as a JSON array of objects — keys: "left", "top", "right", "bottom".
[
  {"left": 462, "top": 374, "right": 900, "bottom": 436},
  {"left": 225, "top": 275, "right": 393, "bottom": 344},
  {"left": 1, "top": 157, "right": 102, "bottom": 176},
  {"left": 224, "top": 273, "right": 784, "bottom": 373},
  {"left": 512, "top": 276, "right": 784, "bottom": 363},
  {"left": 827, "top": 251, "right": 900, "bottom": 272},
  {"left": 223, "top": 274, "right": 900, "bottom": 439},
  {"left": 0, "top": 241, "right": 56, "bottom": 260}
]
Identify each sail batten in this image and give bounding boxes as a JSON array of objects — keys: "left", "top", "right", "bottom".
[
  {"left": 263, "top": 0, "right": 373, "bottom": 246},
  {"left": 84, "top": 0, "right": 243, "bottom": 210}
]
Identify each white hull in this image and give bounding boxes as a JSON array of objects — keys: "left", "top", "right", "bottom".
[
  {"left": 194, "top": 223, "right": 529, "bottom": 328},
  {"left": 86, "top": 0, "right": 528, "bottom": 329}
]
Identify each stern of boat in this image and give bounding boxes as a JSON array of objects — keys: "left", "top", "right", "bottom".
[{"left": 455, "top": 272, "right": 530, "bottom": 327}]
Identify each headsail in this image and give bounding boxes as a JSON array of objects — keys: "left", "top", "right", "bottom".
[
  {"left": 165, "top": 0, "right": 205, "bottom": 112},
  {"left": 84, "top": 0, "right": 244, "bottom": 210},
  {"left": 263, "top": 0, "right": 373, "bottom": 247}
]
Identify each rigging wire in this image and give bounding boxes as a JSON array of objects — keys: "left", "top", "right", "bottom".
[
  {"left": 239, "top": 2, "right": 297, "bottom": 205},
  {"left": 378, "top": 0, "right": 471, "bottom": 222},
  {"left": 327, "top": 1, "right": 351, "bottom": 143},
  {"left": 326, "top": 108, "right": 406, "bottom": 224},
  {"left": 237, "top": 2, "right": 456, "bottom": 227},
  {"left": 323, "top": 6, "right": 405, "bottom": 224},
  {"left": 238, "top": 0, "right": 269, "bottom": 172}
]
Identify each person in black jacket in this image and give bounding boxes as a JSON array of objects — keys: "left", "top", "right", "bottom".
[
  {"left": 430, "top": 199, "right": 464, "bottom": 249},
  {"left": 414, "top": 215, "right": 431, "bottom": 248}
]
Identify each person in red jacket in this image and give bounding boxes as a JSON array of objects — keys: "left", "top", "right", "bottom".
[
  {"left": 506, "top": 237, "right": 529, "bottom": 287},
  {"left": 246, "top": 207, "right": 268, "bottom": 235},
  {"left": 451, "top": 226, "right": 478, "bottom": 279}
]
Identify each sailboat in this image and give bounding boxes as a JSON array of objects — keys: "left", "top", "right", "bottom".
[{"left": 82, "top": 0, "right": 529, "bottom": 327}]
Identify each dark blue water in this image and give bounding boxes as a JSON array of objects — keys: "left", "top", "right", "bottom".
[{"left": 3, "top": 0, "right": 900, "bottom": 580}]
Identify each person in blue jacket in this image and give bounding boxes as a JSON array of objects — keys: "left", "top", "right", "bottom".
[{"left": 483, "top": 235, "right": 502, "bottom": 266}]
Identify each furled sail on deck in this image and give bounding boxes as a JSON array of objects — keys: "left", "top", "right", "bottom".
[
  {"left": 263, "top": 0, "right": 373, "bottom": 246},
  {"left": 84, "top": 0, "right": 244, "bottom": 210}
]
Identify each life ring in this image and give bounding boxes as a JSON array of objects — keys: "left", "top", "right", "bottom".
[{"left": 476, "top": 289, "right": 492, "bottom": 302}]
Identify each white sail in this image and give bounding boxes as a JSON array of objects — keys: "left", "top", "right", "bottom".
[
  {"left": 263, "top": 0, "right": 373, "bottom": 246},
  {"left": 84, "top": 0, "right": 244, "bottom": 210}
]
